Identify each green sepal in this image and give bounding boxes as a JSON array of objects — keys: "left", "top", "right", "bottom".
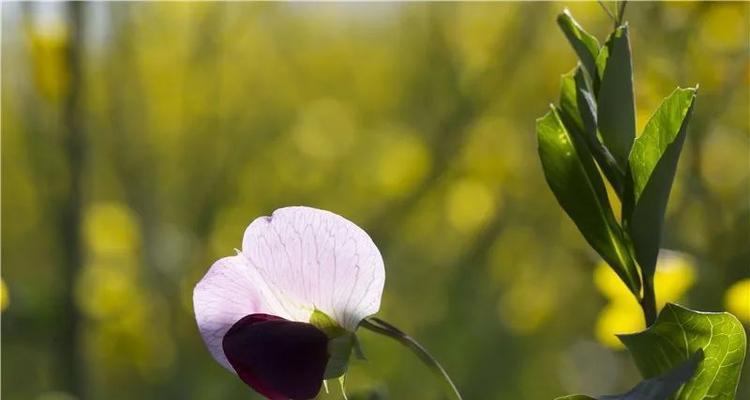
[
  {"left": 324, "top": 333, "right": 356, "bottom": 379},
  {"left": 309, "top": 309, "right": 356, "bottom": 379},
  {"left": 310, "top": 309, "right": 347, "bottom": 338}
]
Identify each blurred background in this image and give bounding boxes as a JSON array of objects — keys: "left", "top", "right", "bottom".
[{"left": 2, "top": 2, "right": 748, "bottom": 399}]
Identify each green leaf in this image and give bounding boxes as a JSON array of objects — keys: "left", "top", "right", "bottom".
[
  {"left": 554, "top": 351, "right": 702, "bottom": 400},
  {"left": 560, "top": 68, "right": 584, "bottom": 132},
  {"left": 557, "top": 9, "right": 600, "bottom": 87},
  {"left": 595, "top": 39, "right": 609, "bottom": 82},
  {"left": 619, "top": 303, "right": 747, "bottom": 400},
  {"left": 597, "top": 24, "right": 636, "bottom": 170},
  {"left": 574, "top": 70, "right": 598, "bottom": 141},
  {"left": 626, "top": 88, "right": 696, "bottom": 279},
  {"left": 536, "top": 108, "right": 639, "bottom": 294},
  {"left": 559, "top": 67, "right": 625, "bottom": 194}
]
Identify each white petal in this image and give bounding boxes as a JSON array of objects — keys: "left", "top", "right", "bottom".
[
  {"left": 241, "top": 206, "right": 385, "bottom": 331},
  {"left": 193, "top": 255, "right": 287, "bottom": 371}
]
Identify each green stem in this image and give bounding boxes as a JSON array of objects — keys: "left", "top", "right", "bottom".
[
  {"left": 360, "top": 317, "right": 463, "bottom": 400},
  {"left": 640, "top": 277, "right": 657, "bottom": 326},
  {"left": 617, "top": 1, "right": 628, "bottom": 26}
]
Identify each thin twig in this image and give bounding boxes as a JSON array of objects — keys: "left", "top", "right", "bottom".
[
  {"left": 597, "top": 0, "right": 617, "bottom": 24},
  {"left": 361, "top": 318, "right": 463, "bottom": 400}
]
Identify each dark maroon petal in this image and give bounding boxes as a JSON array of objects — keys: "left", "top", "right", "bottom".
[{"left": 222, "top": 314, "right": 329, "bottom": 400}]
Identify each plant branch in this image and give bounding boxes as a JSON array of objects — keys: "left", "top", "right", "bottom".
[
  {"left": 360, "top": 318, "right": 463, "bottom": 400},
  {"left": 617, "top": 1, "right": 628, "bottom": 26}
]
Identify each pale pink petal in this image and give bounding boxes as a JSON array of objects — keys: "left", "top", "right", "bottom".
[
  {"left": 241, "top": 206, "right": 385, "bottom": 331},
  {"left": 193, "top": 255, "right": 288, "bottom": 371}
]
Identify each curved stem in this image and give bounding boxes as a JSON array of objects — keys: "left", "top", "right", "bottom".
[{"left": 360, "top": 317, "right": 463, "bottom": 400}]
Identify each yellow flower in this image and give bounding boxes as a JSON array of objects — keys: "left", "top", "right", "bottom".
[
  {"left": 724, "top": 279, "right": 750, "bottom": 324},
  {"left": 1, "top": 278, "right": 9, "bottom": 312}
]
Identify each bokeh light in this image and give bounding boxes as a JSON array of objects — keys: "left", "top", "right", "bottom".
[
  {"left": 725, "top": 279, "right": 750, "bottom": 324},
  {"left": 2, "top": 2, "right": 748, "bottom": 399}
]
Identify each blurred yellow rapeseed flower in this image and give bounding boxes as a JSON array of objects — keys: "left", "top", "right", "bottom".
[
  {"left": 594, "top": 250, "right": 696, "bottom": 349},
  {"left": 84, "top": 202, "right": 140, "bottom": 255},
  {"left": 77, "top": 202, "right": 175, "bottom": 378},
  {"left": 724, "top": 279, "right": 750, "bottom": 324},
  {"left": 374, "top": 130, "right": 431, "bottom": 197},
  {"left": 1, "top": 278, "right": 9, "bottom": 312},
  {"left": 446, "top": 178, "right": 498, "bottom": 234}
]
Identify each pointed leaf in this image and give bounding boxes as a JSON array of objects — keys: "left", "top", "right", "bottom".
[
  {"left": 626, "top": 88, "right": 696, "bottom": 278},
  {"left": 536, "top": 108, "right": 639, "bottom": 294},
  {"left": 619, "top": 303, "right": 747, "bottom": 400},
  {"left": 595, "top": 37, "right": 609, "bottom": 82},
  {"left": 554, "top": 351, "right": 701, "bottom": 400},
  {"left": 559, "top": 67, "right": 625, "bottom": 193},
  {"left": 560, "top": 68, "right": 584, "bottom": 132},
  {"left": 557, "top": 9, "right": 601, "bottom": 87},
  {"left": 598, "top": 24, "right": 636, "bottom": 170},
  {"left": 575, "top": 71, "right": 598, "bottom": 140}
]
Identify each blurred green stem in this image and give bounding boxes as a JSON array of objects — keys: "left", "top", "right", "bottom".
[
  {"left": 59, "top": 2, "right": 86, "bottom": 395},
  {"left": 361, "top": 317, "right": 463, "bottom": 400}
]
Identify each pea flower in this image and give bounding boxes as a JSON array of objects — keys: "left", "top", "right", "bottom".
[{"left": 193, "top": 206, "right": 385, "bottom": 399}]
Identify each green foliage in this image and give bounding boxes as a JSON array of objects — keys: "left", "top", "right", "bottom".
[
  {"left": 557, "top": 9, "right": 600, "bottom": 88},
  {"left": 558, "top": 67, "right": 624, "bottom": 193},
  {"left": 597, "top": 25, "right": 636, "bottom": 170},
  {"left": 619, "top": 304, "right": 746, "bottom": 400},
  {"left": 625, "top": 88, "right": 697, "bottom": 279},
  {"left": 559, "top": 68, "right": 585, "bottom": 132},
  {"left": 543, "top": 8, "right": 747, "bottom": 400},
  {"left": 547, "top": 9, "right": 701, "bottom": 301},
  {"left": 536, "top": 108, "right": 640, "bottom": 294},
  {"left": 554, "top": 350, "right": 702, "bottom": 400}
]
